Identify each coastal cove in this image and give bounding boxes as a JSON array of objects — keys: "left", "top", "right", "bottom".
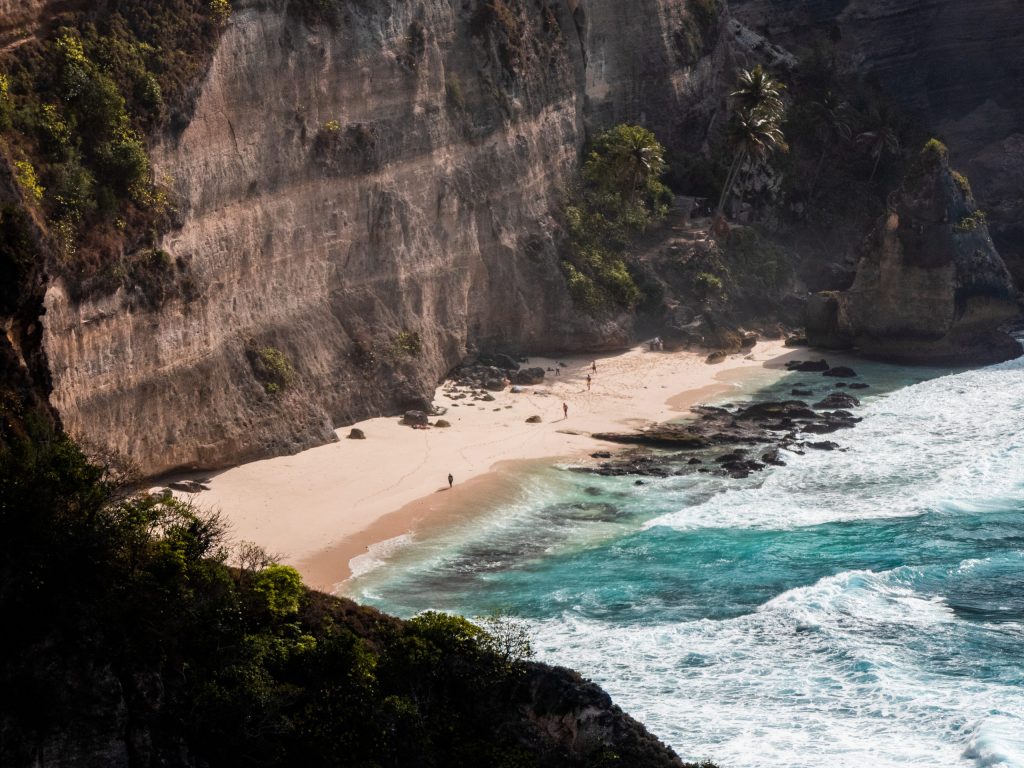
[
  {"left": 344, "top": 347, "right": 1024, "bottom": 768},
  {"left": 174, "top": 341, "right": 796, "bottom": 591}
]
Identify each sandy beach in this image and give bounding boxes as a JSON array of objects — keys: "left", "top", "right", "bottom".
[{"left": 179, "top": 341, "right": 793, "bottom": 592}]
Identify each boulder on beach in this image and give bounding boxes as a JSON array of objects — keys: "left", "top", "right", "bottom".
[
  {"left": 347, "top": 428, "right": 366, "bottom": 440},
  {"left": 402, "top": 410, "right": 430, "bottom": 426},
  {"left": 513, "top": 367, "right": 546, "bottom": 385},
  {"left": 526, "top": 415, "right": 542, "bottom": 424},
  {"left": 434, "top": 420, "right": 452, "bottom": 428}
]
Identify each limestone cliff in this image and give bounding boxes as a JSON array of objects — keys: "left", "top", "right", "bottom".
[
  {"left": 806, "top": 143, "right": 1022, "bottom": 364},
  {"left": 38, "top": 0, "right": 728, "bottom": 476},
  {"left": 729, "top": 0, "right": 1024, "bottom": 286}
]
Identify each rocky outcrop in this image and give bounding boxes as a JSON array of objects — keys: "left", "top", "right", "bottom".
[
  {"left": 806, "top": 144, "right": 1022, "bottom": 364},
  {"left": 38, "top": 0, "right": 732, "bottom": 476},
  {"left": 729, "top": 0, "right": 1024, "bottom": 286}
]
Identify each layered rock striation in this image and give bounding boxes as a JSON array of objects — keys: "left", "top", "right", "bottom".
[
  {"left": 806, "top": 144, "right": 1022, "bottom": 364},
  {"left": 40, "top": 0, "right": 728, "bottom": 476}
]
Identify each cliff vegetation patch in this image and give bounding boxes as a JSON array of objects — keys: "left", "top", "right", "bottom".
[
  {"left": 562, "top": 125, "right": 671, "bottom": 312},
  {"left": 0, "top": 0, "right": 227, "bottom": 300},
  {"left": 248, "top": 345, "right": 296, "bottom": 395}
]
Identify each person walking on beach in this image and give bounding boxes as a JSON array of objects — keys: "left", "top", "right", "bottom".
[
  {"left": 586, "top": 374, "right": 592, "bottom": 391},
  {"left": 448, "top": 473, "right": 454, "bottom": 489},
  {"left": 591, "top": 361, "right": 597, "bottom": 372},
  {"left": 562, "top": 402, "right": 569, "bottom": 419}
]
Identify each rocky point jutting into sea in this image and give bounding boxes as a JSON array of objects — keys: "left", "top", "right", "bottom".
[{"left": 1, "top": 0, "right": 1023, "bottom": 766}]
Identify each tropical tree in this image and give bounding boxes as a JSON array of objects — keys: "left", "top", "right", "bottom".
[
  {"left": 585, "top": 124, "right": 668, "bottom": 208},
  {"left": 856, "top": 104, "right": 901, "bottom": 182},
  {"left": 715, "top": 66, "right": 788, "bottom": 220},
  {"left": 808, "top": 90, "right": 853, "bottom": 196},
  {"left": 730, "top": 64, "right": 785, "bottom": 118}
]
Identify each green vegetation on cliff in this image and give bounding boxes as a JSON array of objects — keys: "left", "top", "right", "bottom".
[
  {"left": 0, "top": 0, "right": 226, "bottom": 299},
  {"left": 563, "top": 125, "right": 672, "bottom": 312}
]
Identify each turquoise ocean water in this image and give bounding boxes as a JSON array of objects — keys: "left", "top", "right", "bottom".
[{"left": 345, "top": 351, "right": 1024, "bottom": 767}]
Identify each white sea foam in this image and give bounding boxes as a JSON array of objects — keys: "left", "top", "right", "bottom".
[
  {"left": 347, "top": 533, "right": 414, "bottom": 580},
  {"left": 529, "top": 563, "right": 1024, "bottom": 768},
  {"left": 646, "top": 356, "right": 1024, "bottom": 533}
]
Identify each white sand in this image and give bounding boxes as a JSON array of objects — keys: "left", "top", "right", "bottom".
[{"left": 179, "top": 341, "right": 793, "bottom": 590}]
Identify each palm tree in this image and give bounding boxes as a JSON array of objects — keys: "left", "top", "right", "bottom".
[
  {"left": 602, "top": 125, "right": 667, "bottom": 205},
  {"left": 715, "top": 67, "right": 788, "bottom": 220},
  {"left": 856, "top": 104, "right": 901, "bottom": 182},
  {"left": 808, "top": 91, "right": 853, "bottom": 197},
  {"left": 731, "top": 64, "right": 785, "bottom": 121}
]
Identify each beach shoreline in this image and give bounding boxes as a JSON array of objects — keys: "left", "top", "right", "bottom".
[{"left": 174, "top": 340, "right": 797, "bottom": 592}]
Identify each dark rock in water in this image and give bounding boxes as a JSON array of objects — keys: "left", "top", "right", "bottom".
[
  {"left": 814, "top": 392, "right": 860, "bottom": 410},
  {"left": 526, "top": 415, "right": 542, "bottom": 423},
  {"left": 823, "top": 366, "right": 857, "bottom": 378},
  {"left": 688, "top": 457, "right": 703, "bottom": 465},
  {"left": 791, "top": 388, "right": 814, "bottom": 396},
  {"left": 762, "top": 448, "right": 787, "bottom": 466},
  {"left": 591, "top": 451, "right": 613, "bottom": 459},
  {"left": 402, "top": 410, "right": 430, "bottom": 426},
  {"left": 347, "top": 428, "right": 366, "bottom": 439},
  {"left": 804, "top": 146, "right": 1023, "bottom": 365},
  {"left": 849, "top": 382, "right": 871, "bottom": 390},
  {"left": 788, "top": 359, "right": 830, "bottom": 372},
  {"left": 734, "top": 400, "right": 817, "bottom": 421},
  {"left": 635, "top": 480, "right": 646, "bottom": 486},
  {"left": 808, "top": 441, "right": 840, "bottom": 451},
  {"left": 513, "top": 367, "right": 546, "bottom": 385},
  {"left": 714, "top": 449, "right": 748, "bottom": 463},
  {"left": 834, "top": 382, "right": 848, "bottom": 388}
]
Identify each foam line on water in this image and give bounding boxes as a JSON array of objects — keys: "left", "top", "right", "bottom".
[{"left": 528, "top": 562, "right": 1024, "bottom": 768}]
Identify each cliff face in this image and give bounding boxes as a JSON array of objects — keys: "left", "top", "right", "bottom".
[
  {"left": 806, "top": 146, "right": 1022, "bottom": 364},
  {"left": 38, "top": 0, "right": 726, "bottom": 476},
  {"left": 729, "top": 0, "right": 1024, "bottom": 285}
]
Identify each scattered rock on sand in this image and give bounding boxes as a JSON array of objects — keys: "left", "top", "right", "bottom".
[
  {"left": 168, "top": 480, "right": 207, "bottom": 493},
  {"left": 513, "top": 367, "right": 546, "bottom": 385},
  {"left": 402, "top": 410, "right": 430, "bottom": 426},
  {"left": 526, "top": 415, "right": 542, "bottom": 423},
  {"left": 347, "top": 428, "right": 366, "bottom": 440},
  {"left": 706, "top": 351, "right": 727, "bottom": 364},
  {"left": 785, "top": 335, "right": 809, "bottom": 347},
  {"left": 434, "top": 420, "right": 452, "bottom": 428}
]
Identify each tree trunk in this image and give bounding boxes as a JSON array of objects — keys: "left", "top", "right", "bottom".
[
  {"left": 716, "top": 151, "right": 746, "bottom": 219},
  {"left": 869, "top": 149, "right": 882, "bottom": 183}
]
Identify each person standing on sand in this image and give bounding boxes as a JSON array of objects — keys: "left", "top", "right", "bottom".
[
  {"left": 586, "top": 374, "right": 591, "bottom": 391},
  {"left": 448, "top": 473, "right": 454, "bottom": 489},
  {"left": 591, "top": 361, "right": 597, "bottom": 373},
  {"left": 562, "top": 402, "right": 568, "bottom": 419}
]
